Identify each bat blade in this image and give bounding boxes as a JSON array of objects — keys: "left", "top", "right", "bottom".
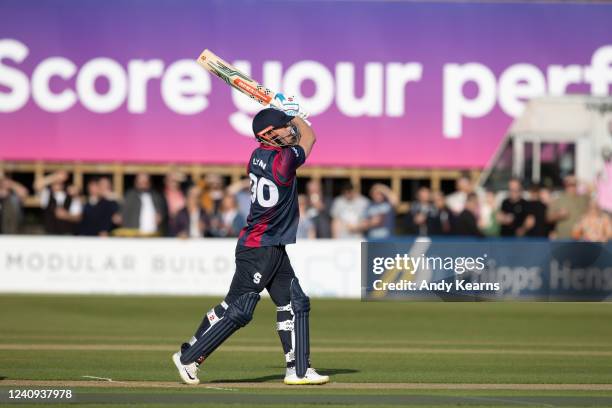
[{"left": 197, "top": 49, "right": 280, "bottom": 108}]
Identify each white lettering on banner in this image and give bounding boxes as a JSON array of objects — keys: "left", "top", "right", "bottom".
[
  {"left": 385, "top": 63, "right": 423, "bottom": 117},
  {"left": 443, "top": 63, "right": 497, "bottom": 138},
  {"left": 0, "top": 237, "right": 362, "bottom": 297},
  {"left": 127, "top": 59, "right": 164, "bottom": 113},
  {"left": 76, "top": 58, "right": 128, "bottom": 113},
  {"left": 0, "top": 39, "right": 29, "bottom": 112},
  {"left": 336, "top": 62, "right": 384, "bottom": 117},
  {"left": 160, "top": 59, "right": 210, "bottom": 114},
  {"left": 32, "top": 57, "right": 77, "bottom": 112},
  {"left": 1, "top": 39, "right": 612, "bottom": 138}
]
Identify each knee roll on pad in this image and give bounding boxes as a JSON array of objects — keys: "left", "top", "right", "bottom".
[
  {"left": 290, "top": 278, "right": 310, "bottom": 313},
  {"left": 180, "top": 292, "right": 260, "bottom": 364},
  {"left": 226, "top": 292, "right": 260, "bottom": 327}
]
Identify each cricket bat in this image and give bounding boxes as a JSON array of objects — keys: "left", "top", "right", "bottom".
[{"left": 197, "top": 49, "right": 284, "bottom": 109}]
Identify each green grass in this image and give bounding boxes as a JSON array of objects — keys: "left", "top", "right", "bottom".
[{"left": 1, "top": 295, "right": 611, "bottom": 406}]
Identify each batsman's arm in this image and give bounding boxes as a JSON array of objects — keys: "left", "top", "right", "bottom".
[{"left": 292, "top": 117, "right": 316, "bottom": 158}]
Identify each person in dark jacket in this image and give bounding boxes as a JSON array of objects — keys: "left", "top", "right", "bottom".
[
  {"left": 0, "top": 174, "right": 28, "bottom": 234},
  {"left": 453, "top": 193, "right": 483, "bottom": 237},
  {"left": 77, "top": 179, "right": 119, "bottom": 236},
  {"left": 120, "top": 173, "right": 165, "bottom": 235},
  {"left": 173, "top": 186, "right": 210, "bottom": 238}
]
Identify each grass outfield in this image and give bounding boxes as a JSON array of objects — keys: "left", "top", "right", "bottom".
[{"left": 0, "top": 295, "right": 611, "bottom": 406}]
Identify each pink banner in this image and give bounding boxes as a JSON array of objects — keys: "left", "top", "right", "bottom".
[{"left": 1, "top": 1, "right": 611, "bottom": 167}]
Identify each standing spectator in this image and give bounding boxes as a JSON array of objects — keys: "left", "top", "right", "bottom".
[
  {"left": 330, "top": 182, "right": 369, "bottom": 238},
  {"left": 305, "top": 179, "right": 332, "bottom": 238},
  {"left": 120, "top": 173, "right": 165, "bottom": 235},
  {"left": 0, "top": 173, "right": 28, "bottom": 234},
  {"left": 164, "top": 173, "right": 186, "bottom": 235},
  {"left": 54, "top": 184, "right": 83, "bottom": 233},
  {"left": 174, "top": 186, "right": 209, "bottom": 238},
  {"left": 361, "top": 184, "right": 398, "bottom": 239},
  {"left": 539, "top": 186, "right": 556, "bottom": 237},
  {"left": 446, "top": 175, "right": 473, "bottom": 215},
  {"left": 77, "top": 178, "right": 119, "bottom": 236},
  {"left": 34, "top": 171, "right": 82, "bottom": 235},
  {"left": 210, "top": 194, "right": 246, "bottom": 237},
  {"left": 497, "top": 178, "right": 528, "bottom": 237},
  {"left": 199, "top": 174, "right": 225, "bottom": 216},
  {"left": 453, "top": 193, "right": 483, "bottom": 237},
  {"left": 427, "top": 191, "right": 452, "bottom": 236},
  {"left": 596, "top": 148, "right": 612, "bottom": 214},
  {"left": 572, "top": 199, "right": 612, "bottom": 242},
  {"left": 478, "top": 191, "right": 500, "bottom": 236},
  {"left": 297, "top": 194, "right": 316, "bottom": 239},
  {"left": 98, "top": 177, "right": 120, "bottom": 202},
  {"left": 547, "top": 175, "right": 589, "bottom": 239},
  {"left": 227, "top": 178, "right": 252, "bottom": 221},
  {"left": 523, "top": 185, "right": 549, "bottom": 238},
  {"left": 409, "top": 187, "right": 433, "bottom": 236},
  {"left": 98, "top": 176, "right": 121, "bottom": 226}
]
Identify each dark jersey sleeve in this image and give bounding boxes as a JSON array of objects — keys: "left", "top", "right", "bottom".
[{"left": 272, "top": 145, "right": 306, "bottom": 186}]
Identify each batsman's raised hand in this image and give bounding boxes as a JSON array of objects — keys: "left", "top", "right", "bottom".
[{"left": 273, "top": 93, "right": 309, "bottom": 121}]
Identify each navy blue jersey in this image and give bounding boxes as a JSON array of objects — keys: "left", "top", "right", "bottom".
[{"left": 238, "top": 144, "right": 306, "bottom": 247}]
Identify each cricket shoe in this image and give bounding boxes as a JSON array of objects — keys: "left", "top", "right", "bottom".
[
  {"left": 284, "top": 367, "right": 329, "bottom": 385},
  {"left": 172, "top": 351, "right": 200, "bottom": 385}
]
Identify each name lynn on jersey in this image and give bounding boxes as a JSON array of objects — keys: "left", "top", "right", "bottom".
[{"left": 253, "top": 158, "right": 267, "bottom": 170}]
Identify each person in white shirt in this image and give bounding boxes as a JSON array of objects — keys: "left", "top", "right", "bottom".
[
  {"left": 330, "top": 182, "right": 369, "bottom": 239},
  {"left": 119, "top": 173, "right": 164, "bottom": 236}
]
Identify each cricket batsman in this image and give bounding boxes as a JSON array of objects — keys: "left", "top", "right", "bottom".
[{"left": 173, "top": 95, "right": 329, "bottom": 385}]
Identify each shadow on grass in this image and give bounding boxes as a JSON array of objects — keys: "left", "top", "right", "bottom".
[{"left": 210, "top": 367, "right": 359, "bottom": 383}]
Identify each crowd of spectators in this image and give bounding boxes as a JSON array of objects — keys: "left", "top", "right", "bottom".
[
  {"left": 0, "top": 169, "right": 610, "bottom": 242},
  {"left": 402, "top": 175, "right": 611, "bottom": 241}
]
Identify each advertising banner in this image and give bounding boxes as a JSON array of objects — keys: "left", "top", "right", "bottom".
[
  {"left": 0, "top": 236, "right": 361, "bottom": 297},
  {"left": 362, "top": 240, "right": 612, "bottom": 301},
  {"left": 1, "top": 1, "right": 611, "bottom": 167}
]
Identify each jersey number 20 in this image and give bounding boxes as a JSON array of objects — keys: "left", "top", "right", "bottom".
[{"left": 249, "top": 173, "right": 279, "bottom": 207}]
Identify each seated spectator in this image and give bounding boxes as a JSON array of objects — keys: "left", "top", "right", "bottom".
[
  {"left": 305, "top": 180, "right": 332, "bottom": 238},
  {"left": 297, "top": 194, "right": 316, "bottom": 239},
  {"left": 478, "top": 191, "right": 500, "bottom": 236},
  {"left": 446, "top": 175, "right": 472, "bottom": 215},
  {"left": 427, "top": 191, "right": 452, "bottom": 236},
  {"left": 0, "top": 173, "right": 28, "bottom": 234},
  {"left": 120, "top": 173, "right": 164, "bottom": 235},
  {"left": 210, "top": 194, "right": 245, "bottom": 237},
  {"left": 34, "top": 171, "right": 82, "bottom": 235},
  {"left": 331, "top": 182, "right": 369, "bottom": 239},
  {"left": 523, "top": 185, "right": 549, "bottom": 238},
  {"left": 497, "top": 178, "right": 528, "bottom": 237},
  {"left": 361, "top": 184, "right": 398, "bottom": 239},
  {"left": 174, "top": 186, "right": 209, "bottom": 238},
  {"left": 572, "top": 199, "right": 612, "bottom": 242},
  {"left": 77, "top": 178, "right": 119, "bottom": 236},
  {"left": 547, "top": 175, "right": 589, "bottom": 239},
  {"left": 409, "top": 186, "right": 433, "bottom": 236},
  {"left": 453, "top": 193, "right": 483, "bottom": 237}
]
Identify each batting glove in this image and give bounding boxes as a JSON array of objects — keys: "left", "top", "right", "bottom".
[{"left": 273, "top": 93, "right": 309, "bottom": 120}]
